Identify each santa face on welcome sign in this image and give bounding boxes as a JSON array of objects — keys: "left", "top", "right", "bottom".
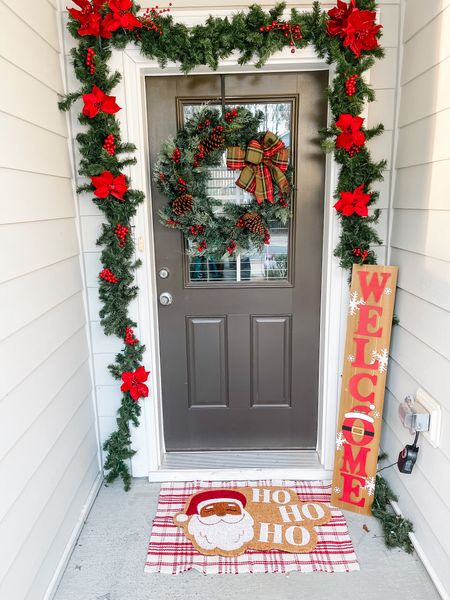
[{"left": 174, "top": 490, "right": 254, "bottom": 553}]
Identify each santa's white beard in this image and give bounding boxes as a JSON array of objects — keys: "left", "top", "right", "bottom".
[{"left": 188, "top": 510, "right": 254, "bottom": 552}]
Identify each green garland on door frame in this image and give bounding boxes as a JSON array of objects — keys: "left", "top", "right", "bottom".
[
  {"left": 59, "top": 0, "right": 412, "bottom": 552},
  {"left": 60, "top": 0, "right": 414, "bottom": 554}
]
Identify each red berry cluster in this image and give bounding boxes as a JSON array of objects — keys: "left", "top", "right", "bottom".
[
  {"left": 193, "top": 146, "right": 205, "bottom": 168},
  {"left": 171, "top": 148, "right": 181, "bottom": 163},
  {"left": 236, "top": 217, "right": 246, "bottom": 228},
  {"left": 345, "top": 74, "right": 358, "bottom": 97},
  {"left": 279, "top": 197, "right": 289, "bottom": 208},
  {"left": 197, "top": 240, "right": 207, "bottom": 252},
  {"left": 259, "top": 20, "right": 303, "bottom": 54},
  {"left": 86, "top": 47, "right": 95, "bottom": 75},
  {"left": 353, "top": 247, "right": 369, "bottom": 262},
  {"left": 166, "top": 218, "right": 180, "bottom": 226},
  {"left": 100, "top": 268, "right": 118, "bottom": 283},
  {"left": 124, "top": 326, "right": 139, "bottom": 346},
  {"left": 103, "top": 134, "right": 116, "bottom": 156},
  {"left": 263, "top": 230, "right": 271, "bottom": 245},
  {"left": 224, "top": 108, "right": 238, "bottom": 123},
  {"left": 114, "top": 223, "right": 129, "bottom": 248},
  {"left": 177, "top": 176, "right": 187, "bottom": 192},
  {"left": 141, "top": 4, "right": 172, "bottom": 35},
  {"left": 189, "top": 224, "right": 205, "bottom": 236},
  {"left": 348, "top": 144, "right": 361, "bottom": 158},
  {"left": 227, "top": 241, "right": 237, "bottom": 255},
  {"left": 197, "top": 118, "right": 211, "bottom": 131}
]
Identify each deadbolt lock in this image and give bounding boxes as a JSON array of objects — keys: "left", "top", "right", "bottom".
[{"left": 158, "top": 267, "right": 170, "bottom": 279}]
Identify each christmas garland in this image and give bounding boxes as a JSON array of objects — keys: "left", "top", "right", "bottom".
[
  {"left": 60, "top": 1, "right": 388, "bottom": 489},
  {"left": 60, "top": 0, "right": 415, "bottom": 554},
  {"left": 155, "top": 106, "right": 292, "bottom": 257}
]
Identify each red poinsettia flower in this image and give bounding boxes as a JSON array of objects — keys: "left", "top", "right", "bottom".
[
  {"left": 335, "top": 113, "right": 365, "bottom": 151},
  {"left": 342, "top": 9, "right": 382, "bottom": 57},
  {"left": 67, "top": 0, "right": 103, "bottom": 22},
  {"left": 103, "top": 0, "right": 143, "bottom": 33},
  {"left": 121, "top": 366, "right": 150, "bottom": 401},
  {"left": 334, "top": 183, "right": 371, "bottom": 217},
  {"left": 68, "top": 0, "right": 109, "bottom": 37},
  {"left": 82, "top": 85, "right": 121, "bottom": 118},
  {"left": 327, "top": 0, "right": 355, "bottom": 37},
  {"left": 78, "top": 13, "right": 103, "bottom": 36},
  {"left": 91, "top": 170, "right": 128, "bottom": 200}
]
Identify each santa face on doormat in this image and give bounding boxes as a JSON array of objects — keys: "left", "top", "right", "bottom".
[
  {"left": 173, "top": 486, "right": 332, "bottom": 556},
  {"left": 174, "top": 489, "right": 254, "bottom": 554}
]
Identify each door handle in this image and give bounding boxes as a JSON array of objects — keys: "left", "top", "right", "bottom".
[{"left": 159, "top": 292, "right": 173, "bottom": 306}]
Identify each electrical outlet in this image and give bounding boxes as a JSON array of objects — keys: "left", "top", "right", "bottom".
[{"left": 416, "top": 388, "right": 441, "bottom": 448}]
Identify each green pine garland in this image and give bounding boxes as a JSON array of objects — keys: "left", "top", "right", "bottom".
[
  {"left": 60, "top": 0, "right": 412, "bottom": 555},
  {"left": 374, "top": 454, "right": 414, "bottom": 553}
]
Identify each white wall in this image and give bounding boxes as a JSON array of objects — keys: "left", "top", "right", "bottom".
[
  {"left": 0, "top": 1, "right": 101, "bottom": 599},
  {"left": 69, "top": 0, "right": 401, "bottom": 464},
  {"left": 383, "top": 1, "right": 450, "bottom": 597}
]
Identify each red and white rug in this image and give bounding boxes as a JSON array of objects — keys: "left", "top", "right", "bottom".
[{"left": 144, "top": 480, "right": 359, "bottom": 574}]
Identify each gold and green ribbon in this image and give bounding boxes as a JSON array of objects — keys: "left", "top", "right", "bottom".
[{"left": 226, "top": 131, "right": 289, "bottom": 204}]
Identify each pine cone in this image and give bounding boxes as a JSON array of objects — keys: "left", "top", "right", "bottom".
[
  {"left": 172, "top": 193, "right": 193, "bottom": 216},
  {"left": 202, "top": 132, "right": 225, "bottom": 154},
  {"left": 243, "top": 212, "right": 265, "bottom": 236}
]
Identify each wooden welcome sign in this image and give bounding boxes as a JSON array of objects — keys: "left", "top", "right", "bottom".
[{"left": 331, "top": 265, "right": 398, "bottom": 515}]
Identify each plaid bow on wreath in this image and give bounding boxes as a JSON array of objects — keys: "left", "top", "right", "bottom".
[{"left": 226, "top": 131, "right": 290, "bottom": 204}]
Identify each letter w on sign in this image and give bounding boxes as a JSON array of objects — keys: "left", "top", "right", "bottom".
[{"left": 331, "top": 265, "right": 398, "bottom": 515}]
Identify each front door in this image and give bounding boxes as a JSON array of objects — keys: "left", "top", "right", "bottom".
[{"left": 146, "top": 72, "right": 328, "bottom": 451}]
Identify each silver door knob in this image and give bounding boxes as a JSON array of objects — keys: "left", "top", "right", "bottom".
[{"left": 159, "top": 292, "right": 173, "bottom": 306}]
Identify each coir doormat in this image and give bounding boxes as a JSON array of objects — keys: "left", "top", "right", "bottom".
[{"left": 144, "top": 480, "right": 359, "bottom": 574}]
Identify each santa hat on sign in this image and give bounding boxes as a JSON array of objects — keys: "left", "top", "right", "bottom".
[{"left": 185, "top": 489, "right": 247, "bottom": 515}]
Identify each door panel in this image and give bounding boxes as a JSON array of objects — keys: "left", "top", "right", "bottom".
[
  {"left": 186, "top": 316, "right": 228, "bottom": 408},
  {"left": 251, "top": 316, "right": 292, "bottom": 407},
  {"left": 146, "top": 72, "right": 328, "bottom": 451}
]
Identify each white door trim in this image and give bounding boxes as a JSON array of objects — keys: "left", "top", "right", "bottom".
[{"left": 117, "top": 44, "right": 345, "bottom": 481}]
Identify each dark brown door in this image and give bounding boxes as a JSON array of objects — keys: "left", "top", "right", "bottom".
[{"left": 146, "top": 72, "right": 328, "bottom": 451}]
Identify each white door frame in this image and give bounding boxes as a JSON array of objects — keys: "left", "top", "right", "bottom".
[{"left": 116, "top": 44, "right": 346, "bottom": 481}]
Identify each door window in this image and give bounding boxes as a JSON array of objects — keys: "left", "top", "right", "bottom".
[{"left": 178, "top": 99, "right": 296, "bottom": 287}]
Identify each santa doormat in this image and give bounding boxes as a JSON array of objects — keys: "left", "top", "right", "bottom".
[
  {"left": 144, "top": 480, "right": 359, "bottom": 574},
  {"left": 173, "top": 486, "right": 331, "bottom": 556}
]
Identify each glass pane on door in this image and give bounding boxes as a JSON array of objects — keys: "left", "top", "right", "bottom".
[{"left": 180, "top": 99, "right": 295, "bottom": 286}]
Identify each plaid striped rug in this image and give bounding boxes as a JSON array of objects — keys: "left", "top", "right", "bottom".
[{"left": 144, "top": 480, "right": 359, "bottom": 574}]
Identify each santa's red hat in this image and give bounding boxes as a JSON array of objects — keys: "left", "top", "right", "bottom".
[{"left": 185, "top": 489, "right": 247, "bottom": 515}]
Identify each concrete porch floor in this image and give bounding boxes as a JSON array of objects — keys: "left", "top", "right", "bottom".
[{"left": 54, "top": 479, "right": 440, "bottom": 600}]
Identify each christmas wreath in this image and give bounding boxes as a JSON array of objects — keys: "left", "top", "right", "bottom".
[{"left": 155, "top": 106, "right": 292, "bottom": 257}]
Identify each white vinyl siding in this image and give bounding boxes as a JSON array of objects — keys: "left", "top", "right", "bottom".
[
  {"left": 0, "top": 1, "right": 100, "bottom": 599},
  {"left": 383, "top": 1, "right": 450, "bottom": 597}
]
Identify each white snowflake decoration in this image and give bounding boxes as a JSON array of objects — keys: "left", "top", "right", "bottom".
[
  {"left": 364, "top": 476, "right": 376, "bottom": 497},
  {"left": 373, "top": 410, "right": 381, "bottom": 419},
  {"left": 335, "top": 431, "right": 346, "bottom": 450},
  {"left": 383, "top": 287, "right": 392, "bottom": 295},
  {"left": 370, "top": 348, "right": 389, "bottom": 373},
  {"left": 347, "top": 354, "right": 355, "bottom": 363},
  {"left": 333, "top": 486, "right": 341, "bottom": 495},
  {"left": 348, "top": 291, "right": 365, "bottom": 316}
]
